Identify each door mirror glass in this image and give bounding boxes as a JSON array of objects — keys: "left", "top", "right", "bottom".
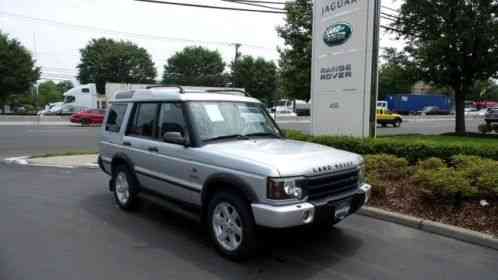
[{"left": 163, "top": 131, "right": 186, "bottom": 145}]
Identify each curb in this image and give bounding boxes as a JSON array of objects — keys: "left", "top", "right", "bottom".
[{"left": 358, "top": 206, "right": 498, "bottom": 251}]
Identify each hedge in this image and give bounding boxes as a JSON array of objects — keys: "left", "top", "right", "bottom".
[{"left": 286, "top": 130, "right": 498, "bottom": 163}]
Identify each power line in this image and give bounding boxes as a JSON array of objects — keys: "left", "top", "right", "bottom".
[
  {"left": 0, "top": 11, "right": 274, "bottom": 50},
  {"left": 220, "top": 0, "right": 285, "bottom": 11},
  {"left": 134, "top": 0, "right": 286, "bottom": 14}
]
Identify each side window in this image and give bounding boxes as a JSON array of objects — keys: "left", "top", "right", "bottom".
[
  {"left": 81, "top": 88, "right": 90, "bottom": 93},
  {"left": 158, "top": 103, "right": 188, "bottom": 140},
  {"left": 105, "top": 103, "right": 128, "bottom": 133},
  {"left": 127, "top": 103, "right": 159, "bottom": 138}
]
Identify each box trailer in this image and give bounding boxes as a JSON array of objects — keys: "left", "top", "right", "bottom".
[{"left": 385, "top": 94, "right": 453, "bottom": 115}]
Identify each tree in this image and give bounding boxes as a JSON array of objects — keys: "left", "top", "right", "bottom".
[
  {"left": 56, "top": 80, "right": 73, "bottom": 93},
  {"left": 38, "top": 80, "right": 64, "bottom": 106},
  {"left": 0, "top": 31, "right": 40, "bottom": 111},
  {"left": 276, "top": 0, "right": 312, "bottom": 100},
  {"left": 379, "top": 48, "right": 420, "bottom": 99},
  {"left": 393, "top": 1, "right": 498, "bottom": 133},
  {"left": 78, "top": 38, "right": 157, "bottom": 95},
  {"left": 162, "top": 46, "right": 226, "bottom": 86},
  {"left": 231, "top": 56, "right": 278, "bottom": 103}
]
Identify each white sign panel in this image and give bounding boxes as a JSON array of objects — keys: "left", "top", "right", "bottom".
[{"left": 311, "top": 0, "right": 380, "bottom": 137}]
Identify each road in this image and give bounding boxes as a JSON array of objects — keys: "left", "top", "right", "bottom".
[
  {"left": 277, "top": 117, "right": 483, "bottom": 135},
  {"left": 0, "top": 125, "right": 99, "bottom": 158},
  {"left": 1, "top": 163, "right": 497, "bottom": 280}
]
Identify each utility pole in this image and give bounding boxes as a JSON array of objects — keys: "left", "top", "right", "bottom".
[{"left": 234, "top": 43, "right": 241, "bottom": 62}]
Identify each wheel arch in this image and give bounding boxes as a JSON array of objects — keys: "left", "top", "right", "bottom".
[{"left": 109, "top": 153, "right": 137, "bottom": 191}]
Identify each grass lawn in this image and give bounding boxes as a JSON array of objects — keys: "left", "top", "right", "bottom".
[{"left": 378, "top": 133, "right": 498, "bottom": 147}]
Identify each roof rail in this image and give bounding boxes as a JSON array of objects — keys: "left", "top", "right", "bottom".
[
  {"left": 205, "top": 88, "right": 250, "bottom": 97},
  {"left": 145, "top": 85, "right": 185, "bottom": 93}
]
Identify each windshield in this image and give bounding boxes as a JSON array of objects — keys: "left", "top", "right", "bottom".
[{"left": 188, "top": 101, "right": 281, "bottom": 142}]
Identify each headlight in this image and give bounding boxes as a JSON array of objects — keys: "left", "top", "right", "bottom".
[
  {"left": 267, "top": 177, "right": 305, "bottom": 200},
  {"left": 358, "top": 160, "right": 366, "bottom": 184}
]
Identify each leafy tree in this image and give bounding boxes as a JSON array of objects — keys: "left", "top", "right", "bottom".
[
  {"left": 276, "top": 0, "right": 312, "bottom": 100},
  {"left": 78, "top": 38, "right": 157, "bottom": 95},
  {"left": 393, "top": 0, "right": 498, "bottom": 133},
  {"left": 38, "top": 80, "right": 64, "bottom": 106},
  {"left": 162, "top": 46, "right": 226, "bottom": 86},
  {"left": 0, "top": 31, "right": 40, "bottom": 111},
  {"left": 231, "top": 56, "right": 278, "bottom": 103},
  {"left": 379, "top": 47, "right": 420, "bottom": 99},
  {"left": 56, "top": 80, "right": 74, "bottom": 93}
]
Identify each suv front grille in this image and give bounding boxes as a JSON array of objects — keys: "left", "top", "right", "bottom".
[{"left": 303, "top": 169, "right": 359, "bottom": 201}]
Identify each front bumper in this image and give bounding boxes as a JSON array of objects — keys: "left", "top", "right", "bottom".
[{"left": 252, "top": 183, "right": 371, "bottom": 228}]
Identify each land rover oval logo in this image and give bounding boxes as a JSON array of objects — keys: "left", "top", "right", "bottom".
[{"left": 323, "top": 23, "right": 352, "bottom": 47}]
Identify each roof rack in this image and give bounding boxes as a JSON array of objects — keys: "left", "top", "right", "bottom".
[
  {"left": 205, "top": 88, "right": 250, "bottom": 97},
  {"left": 145, "top": 85, "right": 185, "bottom": 93}
]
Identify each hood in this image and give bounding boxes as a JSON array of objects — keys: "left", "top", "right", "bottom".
[{"left": 202, "top": 138, "right": 362, "bottom": 177}]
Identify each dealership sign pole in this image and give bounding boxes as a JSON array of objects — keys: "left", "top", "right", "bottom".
[{"left": 311, "top": 0, "right": 380, "bottom": 137}]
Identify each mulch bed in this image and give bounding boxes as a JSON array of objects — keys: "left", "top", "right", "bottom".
[{"left": 368, "top": 178, "right": 498, "bottom": 237}]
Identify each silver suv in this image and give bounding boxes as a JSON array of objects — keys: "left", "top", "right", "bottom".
[{"left": 98, "top": 86, "right": 371, "bottom": 260}]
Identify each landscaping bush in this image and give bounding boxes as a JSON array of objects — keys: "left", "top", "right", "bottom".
[
  {"left": 286, "top": 130, "right": 498, "bottom": 162},
  {"left": 365, "top": 154, "right": 410, "bottom": 180},
  {"left": 412, "top": 167, "right": 478, "bottom": 201},
  {"left": 450, "top": 155, "right": 498, "bottom": 196},
  {"left": 416, "top": 157, "right": 445, "bottom": 170}
]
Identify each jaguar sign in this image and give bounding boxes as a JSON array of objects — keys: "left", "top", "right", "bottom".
[
  {"left": 311, "top": 0, "right": 380, "bottom": 137},
  {"left": 323, "top": 23, "right": 352, "bottom": 47}
]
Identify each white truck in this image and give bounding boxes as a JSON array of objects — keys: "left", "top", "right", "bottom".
[
  {"left": 62, "top": 83, "right": 155, "bottom": 114},
  {"left": 271, "top": 99, "right": 311, "bottom": 116}
]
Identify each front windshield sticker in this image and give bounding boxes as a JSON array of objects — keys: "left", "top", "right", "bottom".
[{"left": 204, "top": 104, "right": 224, "bottom": 122}]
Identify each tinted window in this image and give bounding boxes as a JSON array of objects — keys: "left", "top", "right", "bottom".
[
  {"left": 105, "top": 104, "right": 128, "bottom": 133},
  {"left": 159, "top": 103, "right": 188, "bottom": 140},
  {"left": 82, "top": 88, "right": 90, "bottom": 93},
  {"left": 127, "top": 103, "right": 159, "bottom": 138}
]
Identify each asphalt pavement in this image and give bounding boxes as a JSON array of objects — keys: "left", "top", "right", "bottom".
[{"left": 1, "top": 163, "right": 497, "bottom": 280}]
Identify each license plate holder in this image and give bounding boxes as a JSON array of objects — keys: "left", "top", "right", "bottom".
[{"left": 332, "top": 199, "right": 352, "bottom": 220}]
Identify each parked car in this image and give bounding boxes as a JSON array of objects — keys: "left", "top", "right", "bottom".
[
  {"left": 377, "top": 108, "right": 402, "bottom": 127},
  {"left": 70, "top": 109, "right": 105, "bottom": 125},
  {"left": 485, "top": 108, "right": 498, "bottom": 124},
  {"left": 98, "top": 86, "right": 371, "bottom": 260},
  {"left": 416, "top": 106, "right": 450, "bottom": 115}
]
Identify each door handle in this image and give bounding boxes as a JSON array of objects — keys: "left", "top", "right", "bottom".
[
  {"left": 123, "top": 141, "right": 131, "bottom": 146},
  {"left": 148, "top": 146, "right": 159, "bottom": 152}
]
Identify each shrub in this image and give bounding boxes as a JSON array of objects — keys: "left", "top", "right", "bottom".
[
  {"left": 416, "top": 157, "right": 446, "bottom": 170},
  {"left": 286, "top": 130, "right": 498, "bottom": 162},
  {"left": 365, "top": 154, "right": 410, "bottom": 180},
  {"left": 450, "top": 155, "right": 498, "bottom": 196},
  {"left": 478, "top": 123, "right": 492, "bottom": 134},
  {"left": 412, "top": 167, "right": 478, "bottom": 200}
]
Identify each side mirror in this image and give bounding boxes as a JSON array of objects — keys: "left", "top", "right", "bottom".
[{"left": 163, "top": 131, "right": 186, "bottom": 146}]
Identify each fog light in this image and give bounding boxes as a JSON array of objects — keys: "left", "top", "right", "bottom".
[
  {"left": 360, "top": 184, "right": 372, "bottom": 204},
  {"left": 302, "top": 209, "right": 314, "bottom": 224}
]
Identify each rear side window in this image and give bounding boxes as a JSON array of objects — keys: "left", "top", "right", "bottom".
[
  {"left": 127, "top": 103, "right": 160, "bottom": 138},
  {"left": 159, "top": 103, "right": 188, "bottom": 138},
  {"left": 105, "top": 104, "right": 128, "bottom": 133}
]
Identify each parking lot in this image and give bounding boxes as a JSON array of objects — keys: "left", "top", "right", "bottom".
[{"left": 1, "top": 163, "right": 497, "bottom": 280}]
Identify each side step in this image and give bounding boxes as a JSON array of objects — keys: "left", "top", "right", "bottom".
[{"left": 138, "top": 192, "right": 201, "bottom": 223}]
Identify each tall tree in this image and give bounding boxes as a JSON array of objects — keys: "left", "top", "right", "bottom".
[
  {"left": 78, "top": 38, "right": 157, "bottom": 95},
  {"left": 38, "top": 80, "right": 64, "bottom": 106},
  {"left": 393, "top": 0, "right": 498, "bottom": 133},
  {"left": 379, "top": 47, "right": 420, "bottom": 99},
  {"left": 56, "top": 80, "right": 74, "bottom": 93},
  {"left": 0, "top": 31, "right": 40, "bottom": 111},
  {"left": 231, "top": 55, "right": 278, "bottom": 103},
  {"left": 276, "top": 0, "right": 312, "bottom": 100},
  {"left": 162, "top": 46, "right": 226, "bottom": 86}
]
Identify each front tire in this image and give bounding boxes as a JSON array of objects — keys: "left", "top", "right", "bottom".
[
  {"left": 80, "top": 118, "right": 89, "bottom": 126},
  {"left": 112, "top": 165, "right": 139, "bottom": 211},
  {"left": 207, "top": 192, "right": 257, "bottom": 261}
]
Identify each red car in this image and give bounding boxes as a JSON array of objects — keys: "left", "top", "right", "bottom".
[{"left": 70, "top": 109, "right": 106, "bottom": 126}]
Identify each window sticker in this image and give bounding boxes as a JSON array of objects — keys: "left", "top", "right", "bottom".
[{"left": 204, "top": 104, "right": 224, "bottom": 122}]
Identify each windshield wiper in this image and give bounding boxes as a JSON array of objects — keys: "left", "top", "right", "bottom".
[
  {"left": 244, "top": 132, "right": 281, "bottom": 138},
  {"left": 203, "top": 134, "right": 250, "bottom": 143}
]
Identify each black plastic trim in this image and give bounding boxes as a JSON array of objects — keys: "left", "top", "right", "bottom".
[{"left": 202, "top": 173, "right": 259, "bottom": 204}]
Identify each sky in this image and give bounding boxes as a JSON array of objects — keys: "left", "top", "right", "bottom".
[{"left": 0, "top": 0, "right": 403, "bottom": 84}]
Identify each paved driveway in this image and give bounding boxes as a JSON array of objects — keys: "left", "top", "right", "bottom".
[{"left": 1, "top": 163, "right": 497, "bottom": 280}]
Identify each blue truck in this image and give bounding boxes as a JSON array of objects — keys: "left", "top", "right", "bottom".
[{"left": 385, "top": 94, "right": 453, "bottom": 115}]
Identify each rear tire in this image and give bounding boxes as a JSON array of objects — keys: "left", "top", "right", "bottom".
[
  {"left": 112, "top": 165, "right": 140, "bottom": 211},
  {"left": 393, "top": 119, "right": 401, "bottom": 127},
  {"left": 80, "top": 119, "right": 89, "bottom": 126},
  {"left": 207, "top": 191, "right": 258, "bottom": 261}
]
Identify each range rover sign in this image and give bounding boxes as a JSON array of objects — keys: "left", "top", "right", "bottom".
[
  {"left": 311, "top": 0, "right": 380, "bottom": 137},
  {"left": 323, "top": 23, "right": 352, "bottom": 47}
]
